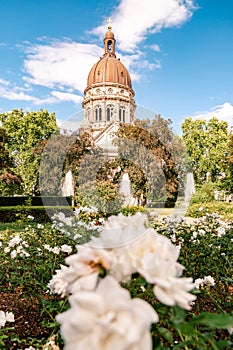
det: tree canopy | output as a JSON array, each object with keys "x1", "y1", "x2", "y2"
[
  {"x1": 0, "y1": 109, "x2": 59, "y2": 195},
  {"x1": 113, "y1": 118, "x2": 183, "y2": 206},
  {"x1": 181, "y1": 117, "x2": 229, "y2": 186},
  {"x1": 0, "y1": 127, "x2": 21, "y2": 195}
]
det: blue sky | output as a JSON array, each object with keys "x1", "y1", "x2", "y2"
[{"x1": 0, "y1": 0, "x2": 233, "y2": 133}]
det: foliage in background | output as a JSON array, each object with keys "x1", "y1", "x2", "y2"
[
  {"x1": 181, "y1": 117, "x2": 229, "y2": 187},
  {"x1": 190, "y1": 181, "x2": 215, "y2": 204},
  {"x1": 224, "y1": 132, "x2": 233, "y2": 193},
  {"x1": 75, "y1": 179, "x2": 123, "y2": 215},
  {"x1": 114, "y1": 117, "x2": 185, "y2": 206},
  {"x1": 187, "y1": 201, "x2": 233, "y2": 220},
  {"x1": 0, "y1": 109, "x2": 59, "y2": 195},
  {"x1": 0, "y1": 127, "x2": 21, "y2": 195}
]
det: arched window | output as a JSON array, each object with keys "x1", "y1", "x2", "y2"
[
  {"x1": 107, "y1": 105, "x2": 114, "y2": 121},
  {"x1": 95, "y1": 106, "x2": 102, "y2": 122},
  {"x1": 130, "y1": 109, "x2": 134, "y2": 122},
  {"x1": 107, "y1": 40, "x2": 112, "y2": 53},
  {"x1": 86, "y1": 108, "x2": 90, "y2": 121},
  {"x1": 119, "y1": 106, "x2": 126, "y2": 122}
]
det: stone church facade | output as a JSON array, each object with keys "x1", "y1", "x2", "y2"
[{"x1": 81, "y1": 21, "x2": 136, "y2": 152}]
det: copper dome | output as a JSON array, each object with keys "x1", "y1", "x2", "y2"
[
  {"x1": 87, "y1": 56, "x2": 132, "y2": 89},
  {"x1": 85, "y1": 27, "x2": 132, "y2": 90},
  {"x1": 105, "y1": 30, "x2": 114, "y2": 39}
]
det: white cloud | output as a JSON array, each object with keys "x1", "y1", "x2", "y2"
[
  {"x1": 0, "y1": 1, "x2": 196, "y2": 107},
  {"x1": 0, "y1": 79, "x2": 82, "y2": 105},
  {"x1": 0, "y1": 78, "x2": 10, "y2": 86},
  {"x1": 23, "y1": 41, "x2": 102, "y2": 93},
  {"x1": 149, "y1": 44, "x2": 161, "y2": 52},
  {"x1": 20, "y1": 1, "x2": 196, "y2": 97},
  {"x1": 0, "y1": 83, "x2": 38, "y2": 102},
  {"x1": 51, "y1": 91, "x2": 83, "y2": 104},
  {"x1": 192, "y1": 102, "x2": 233, "y2": 128},
  {"x1": 22, "y1": 40, "x2": 155, "y2": 92},
  {"x1": 93, "y1": 0, "x2": 196, "y2": 52}
]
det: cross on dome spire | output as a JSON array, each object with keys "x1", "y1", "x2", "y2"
[{"x1": 107, "y1": 17, "x2": 112, "y2": 30}]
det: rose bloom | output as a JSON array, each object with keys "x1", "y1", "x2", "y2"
[
  {"x1": 89, "y1": 213, "x2": 196, "y2": 309},
  {"x1": 8, "y1": 235, "x2": 22, "y2": 247},
  {"x1": 125, "y1": 230, "x2": 196, "y2": 310},
  {"x1": 61, "y1": 244, "x2": 73, "y2": 254},
  {"x1": 56, "y1": 276, "x2": 158, "y2": 350},
  {"x1": 0, "y1": 311, "x2": 14, "y2": 328},
  {"x1": 48, "y1": 265, "x2": 69, "y2": 297},
  {"x1": 203, "y1": 275, "x2": 215, "y2": 286},
  {"x1": 48, "y1": 245, "x2": 113, "y2": 296},
  {"x1": 89, "y1": 212, "x2": 149, "y2": 248}
]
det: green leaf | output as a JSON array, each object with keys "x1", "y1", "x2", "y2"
[
  {"x1": 157, "y1": 327, "x2": 173, "y2": 343},
  {"x1": 191, "y1": 312, "x2": 233, "y2": 329},
  {"x1": 170, "y1": 306, "x2": 185, "y2": 325},
  {"x1": 214, "y1": 340, "x2": 233, "y2": 349},
  {"x1": 176, "y1": 322, "x2": 196, "y2": 336}
]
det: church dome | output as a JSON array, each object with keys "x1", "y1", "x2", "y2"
[
  {"x1": 82, "y1": 20, "x2": 136, "y2": 129},
  {"x1": 87, "y1": 55, "x2": 132, "y2": 89},
  {"x1": 85, "y1": 24, "x2": 132, "y2": 91}
]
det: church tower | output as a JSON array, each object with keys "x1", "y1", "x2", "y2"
[{"x1": 82, "y1": 20, "x2": 136, "y2": 129}]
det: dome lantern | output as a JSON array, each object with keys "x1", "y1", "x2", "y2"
[{"x1": 104, "y1": 18, "x2": 116, "y2": 57}]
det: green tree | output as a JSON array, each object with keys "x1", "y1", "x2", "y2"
[
  {"x1": 0, "y1": 127, "x2": 21, "y2": 195},
  {"x1": 0, "y1": 109, "x2": 59, "y2": 195},
  {"x1": 222, "y1": 131, "x2": 233, "y2": 194},
  {"x1": 181, "y1": 117, "x2": 229, "y2": 186},
  {"x1": 114, "y1": 120, "x2": 180, "y2": 206}
]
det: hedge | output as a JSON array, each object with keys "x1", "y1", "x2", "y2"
[
  {"x1": 0, "y1": 196, "x2": 72, "y2": 207},
  {"x1": 0, "y1": 206, "x2": 73, "y2": 223}
]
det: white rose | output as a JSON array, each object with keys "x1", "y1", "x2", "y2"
[
  {"x1": 89, "y1": 212, "x2": 149, "y2": 248},
  {"x1": 56, "y1": 276, "x2": 158, "y2": 350}
]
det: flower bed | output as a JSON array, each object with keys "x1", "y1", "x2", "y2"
[{"x1": 0, "y1": 210, "x2": 232, "y2": 349}]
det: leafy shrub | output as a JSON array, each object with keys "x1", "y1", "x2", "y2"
[
  {"x1": 187, "y1": 201, "x2": 233, "y2": 220},
  {"x1": 75, "y1": 180, "x2": 123, "y2": 215},
  {"x1": 121, "y1": 204, "x2": 146, "y2": 216},
  {"x1": 190, "y1": 181, "x2": 215, "y2": 204}
]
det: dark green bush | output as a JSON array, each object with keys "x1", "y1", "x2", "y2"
[
  {"x1": 0, "y1": 206, "x2": 73, "y2": 223},
  {"x1": 0, "y1": 196, "x2": 72, "y2": 207}
]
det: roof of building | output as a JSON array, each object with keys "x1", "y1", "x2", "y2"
[{"x1": 86, "y1": 27, "x2": 132, "y2": 90}]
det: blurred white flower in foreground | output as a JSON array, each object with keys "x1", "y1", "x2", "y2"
[
  {"x1": 49, "y1": 212, "x2": 196, "y2": 309},
  {"x1": 48, "y1": 264, "x2": 70, "y2": 297},
  {"x1": 124, "y1": 229, "x2": 195, "y2": 310},
  {"x1": 56, "y1": 276, "x2": 158, "y2": 350},
  {"x1": 90, "y1": 212, "x2": 148, "y2": 248},
  {"x1": 90, "y1": 213, "x2": 196, "y2": 309}
]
